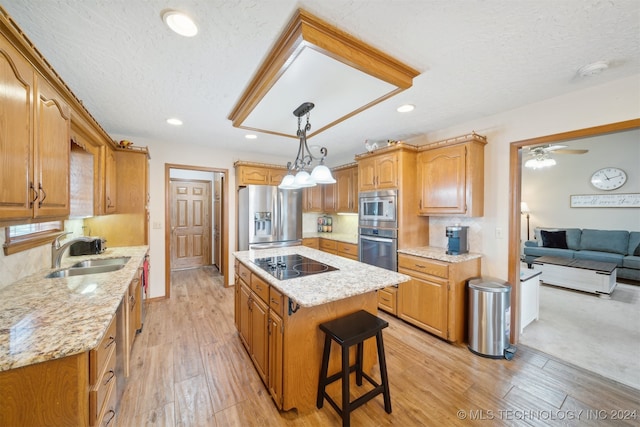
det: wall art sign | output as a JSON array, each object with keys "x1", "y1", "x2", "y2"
[{"x1": 570, "y1": 193, "x2": 640, "y2": 208}]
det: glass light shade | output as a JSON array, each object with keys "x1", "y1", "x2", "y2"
[
  {"x1": 520, "y1": 202, "x2": 530, "y2": 213},
  {"x1": 278, "y1": 173, "x2": 297, "y2": 189},
  {"x1": 310, "y1": 164, "x2": 336, "y2": 184},
  {"x1": 293, "y1": 170, "x2": 316, "y2": 187},
  {"x1": 525, "y1": 157, "x2": 556, "y2": 169}
]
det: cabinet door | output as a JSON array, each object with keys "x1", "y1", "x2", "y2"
[
  {"x1": 334, "y1": 169, "x2": 351, "y2": 212},
  {"x1": 268, "y1": 311, "x2": 284, "y2": 409},
  {"x1": 323, "y1": 182, "x2": 336, "y2": 213},
  {"x1": 398, "y1": 270, "x2": 448, "y2": 339},
  {"x1": 250, "y1": 295, "x2": 269, "y2": 383},
  {"x1": 358, "y1": 157, "x2": 377, "y2": 191},
  {"x1": 418, "y1": 144, "x2": 466, "y2": 215},
  {"x1": 303, "y1": 185, "x2": 323, "y2": 212},
  {"x1": 0, "y1": 38, "x2": 34, "y2": 221},
  {"x1": 115, "y1": 150, "x2": 147, "y2": 213},
  {"x1": 269, "y1": 169, "x2": 287, "y2": 186},
  {"x1": 33, "y1": 77, "x2": 70, "y2": 219},
  {"x1": 239, "y1": 280, "x2": 251, "y2": 350},
  {"x1": 375, "y1": 153, "x2": 398, "y2": 189},
  {"x1": 104, "y1": 146, "x2": 117, "y2": 214},
  {"x1": 239, "y1": 166, "x2": 270, "y2": 185}
]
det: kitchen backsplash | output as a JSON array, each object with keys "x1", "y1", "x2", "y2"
[
  {"x1": 302, "y1": 213, "x2": 358, "y2": 236},
  {"x1": 429, "y1": 216, "x2": 483, "y2": 252}
]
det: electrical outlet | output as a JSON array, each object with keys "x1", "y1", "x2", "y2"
[{"x1": 153, "y1": 222, "x2": 162, "y2": 229}]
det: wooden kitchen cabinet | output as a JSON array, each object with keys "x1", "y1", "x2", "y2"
[
  {"x1": 398, "y1": 253, "x2": 481, "y2": 343},
  {"x1": 268, "y1": 310, "x2": 284, "y2": 409},
  {"x1": 337, "y1": 241, "x2": 358, "y2": 260},
  {"x1": 235, "y1": 161, "x2": 288, "y2": 186},
  {"x1": 124, "y1": 266, "x2": 143, "y2": 378},
  {"x1": 417, "y1": 133, "x2": 486, "y2": 217},
  {"x1": 0, "y1": 36, "x2": 70, "y2": 224},
  {"x1": 319, "y1": 238, "x2": 338, "y2": 254},
  {"x1": 103, "y1": 145, "x2": 117, "y2": 214},
  {"x1": 302, "y1": 237, "x2": 319, "y2": 249},
  {"x1": 303, "y1": 184, "x2": 323, "y2": 212},
  {"x1": 333, "y1": 164, "x2": 358, "y2": 213},
  {"x1": 357, "y1": 151, "x2": 397, "y2": 191},
  {"x1": 377, "y1": 286, "x2": 398, "y2": 315}
]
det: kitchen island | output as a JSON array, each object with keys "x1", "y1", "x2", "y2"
[{"x1": 233, "y1": 246, "x2": 409, "y2": 413}]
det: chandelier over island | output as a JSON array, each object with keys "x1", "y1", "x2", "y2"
[{"x1": 279, "y1": 102, "x2": 336, "y2": 189}]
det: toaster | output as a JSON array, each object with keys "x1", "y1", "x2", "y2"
[{"x1": 69, "y1": 237, "x2": 107, "y2": 256}]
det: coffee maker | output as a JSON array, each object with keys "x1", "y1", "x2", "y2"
[{"x1": 446, "y1": 225, "x2": 469, "y2": 255}]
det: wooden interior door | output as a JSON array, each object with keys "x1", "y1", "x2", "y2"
[
  {"x1": 170, "y1": 179, "x2": 211, "y2": 270},
  {"x1": 213, "y1": 175, "x2": 222, "y2": 270}
]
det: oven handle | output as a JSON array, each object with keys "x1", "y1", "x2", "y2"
[{"x1": 360, "y1": 235, "x2": 395, "y2": 243}]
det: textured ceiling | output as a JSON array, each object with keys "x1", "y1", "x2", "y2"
[{"x1": 2, "y1": 0, "x2": 639, "y2": 165}]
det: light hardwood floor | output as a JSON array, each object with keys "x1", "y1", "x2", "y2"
[{"x1": 118, "y1": 267, "x2": 640, "y2": 426}]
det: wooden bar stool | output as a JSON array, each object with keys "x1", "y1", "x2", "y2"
[{"x1": 316, "y1": 310, "x2": 391, "y2": 427}]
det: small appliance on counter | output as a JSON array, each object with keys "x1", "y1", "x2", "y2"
[
  {"x1": 446, "y1": 226, "x2": 468, "y2": 255},
  {"x1": 69, "y1": 237, "x2": 106, "y2": 256}
]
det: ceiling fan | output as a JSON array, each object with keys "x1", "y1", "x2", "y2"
[{"x1": 524, "y1": 144, "x2": 588, "y2": 169}]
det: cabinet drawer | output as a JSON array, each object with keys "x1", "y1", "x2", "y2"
[
  {"x1": 337, "y1": 242, "x2": 358, "y2": 259},
  {"x1": 398, "y1": 254, "x2": 449, "y2": 278},
  {"x1": 319, "y1": 238, "x2": 337, "y2": 253},
  {"x1": 89, "y1": 315, "x2": 116, "y2": 386},
  {"x1": 238, "y1": 263, "x2": 251, "y2": 283},
  {"x1": 90, "y1": 344, "x2": 116, "y2": 425},
  {"x1": 378, "y1": 286, "x2": 397, "y2": 315},
  {"x1": 269, "y1": 286, "x2": 284, "y2": 317},
  {"x1": 251, "y1": 273, "x2": 270, "y2": 303},
  {"x1": 95, "y1": 373, "x2": 117, "y2": 427},
  {"x1": 302, "y1": 237, "x2": 319, "y2": 249}
]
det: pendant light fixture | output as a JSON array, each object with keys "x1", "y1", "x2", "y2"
[{"x1": 279, "y1": 102, "x2": 336, "y2": 189}]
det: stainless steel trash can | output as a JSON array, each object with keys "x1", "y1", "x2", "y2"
[{"x1": 467, "y1": 277, "x2": 516, "y2": 359}]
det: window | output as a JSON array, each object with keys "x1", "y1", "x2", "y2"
[{"x1": 3, "y1": 221, "x2": 64, "y2": 255}]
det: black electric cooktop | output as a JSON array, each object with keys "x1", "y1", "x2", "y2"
[{"x1": 251, "y1": 254, "x2": 338, "y2": 280}]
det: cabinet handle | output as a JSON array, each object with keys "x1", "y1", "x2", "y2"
[
  {"x1": 104, "y1": 369, "x2": 116, "y2": 385},
  {"x1": 415, "y1": 264, "x2": 427, "y2": 269},
  {"x1": 29, "y1": 182, "x2": 38, "y2": 207},
  {"x1": 255, "y1": 284, "x2": 262, "y2": 292},
  {"x1": 38, "y1": 183, "x2": 47, "y2": 207},
  {"x1": 419, "y1": 199, "x2": 422, "y2": 209},
  {"x1": 129, "y1": 295, "x2": 136, "y2": 309},
  {"x1": 270, "y1": 298, "x2": 279, "y2": 306},
  {"x1": 104, "y1": 409, "x2": 116, "y2": 426},
  {"x1": 105, "y1": 335, "x2": 116, "y2": 349}
]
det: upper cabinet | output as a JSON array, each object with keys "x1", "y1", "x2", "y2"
[
  {"x1": 417, "y1": 133, "x2": 486, "y2": 217},
  {"x1": 235, "y1": 162, "x2": 288, "y2": 186},
  {"x1": 103, "y1": 145, "x2": 117, "y2": 214},
  {"x1": 357, "y1": 151, "x2": 398, "y2": 191},
  {"x1": 333, "y1": 164, "x2": 358, "y2": 213},
  {"x1": 303, "y1": 185, "x2": 323, "y2": 212},
  {"x1": 0, "y1": 34, "x2": 71, "y2": 224}
]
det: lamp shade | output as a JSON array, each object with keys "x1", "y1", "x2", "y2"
[
  {"x1": 278, "y1": 173, "x2": 297, "y2": 189},
  {"x1": 293, "y1": 170, "x2": 316, "y2": 187},
  {"x1": 525, "y1": 157, "x2": 556, "y2": 169},
  {"x1": 310, "y1": 164, "x2": 336, "y2": 184},
  {"x1": 520, "y1": 202, "x2": 530, "y2": 213}
]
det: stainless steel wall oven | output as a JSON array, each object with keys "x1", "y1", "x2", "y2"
[{"x1": 358, "y1": 189, "x2": 399, "y2": 271}]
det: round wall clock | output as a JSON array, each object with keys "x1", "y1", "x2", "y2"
[{"x1": 590, "y1": 167, "x2": 627, "y2": 190}]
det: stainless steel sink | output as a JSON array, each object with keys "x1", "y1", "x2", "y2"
[
  {"x1": 70, "y1": 256, "x2": 130, "y2": 268},
  {"x1": 45, "y1": 263, "x2": 126, "y2": 278}
]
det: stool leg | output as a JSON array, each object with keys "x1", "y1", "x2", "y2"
[
  {"x1": 317, "y1": 335, "x2": 332, "y2": 409},
  {"x1": 376, "y1": 331, "x2": 392, "y2": 414},
  {"x1": 342, "y1": 344, "x2": 351, "y2": 427},
  {"x1": 356, "y1": 341, "x2": 364, "y2": 386}
]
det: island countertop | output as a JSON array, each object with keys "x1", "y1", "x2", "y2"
[
  {"x1": 0, "y1": 246, "x2": 149, "y2": 372},
  {"x1": 233, "y1": 246, "x2": 409, "y2": 307},
  {"x1": 398, "y1": 246, "x2": 482, "y2": 263}
]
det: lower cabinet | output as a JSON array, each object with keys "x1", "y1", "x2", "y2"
[
  {"x1": 237, "y1": 269, "x2": 269, "y2": 384},
  {"x1": 377, "y1": 286, "x2": 398, "y2": 315},
  {"x1": 398, "y1": 253, "x2": 480, "y2": 343}
]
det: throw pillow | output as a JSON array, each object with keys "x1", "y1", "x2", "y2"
[
  {"x1": 634, "y1": 244, "x2": 640, "y2": 256},
  {"x1": 541, "y1": 230, "x2": 568, "y2": 249}
]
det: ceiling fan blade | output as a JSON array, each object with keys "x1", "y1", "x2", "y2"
[
  {"x1": 554, "y1": 149, "x2": 589, "y2": 154},
  {"x1": 544, "y1": 144, "x2": 568, "y2": 152}
]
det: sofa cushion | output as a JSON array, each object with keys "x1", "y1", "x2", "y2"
[
  {"x1": 579, "y1": 229, "x2": 629, "y2": 255},
  {"x1": 629, "y1": 231, "x2": 640, "y2": 256},
  {"x1": 622, "y1": 256, "x2": 640, "y2": 270},
  {"x1": 534, "y1": 227, "x2": 581, "y2": 249},
  {"x1": 523, "y1": 246, "x2": 576, "y2": 259},
  {"x1": 540, "y1": 230, "x2": 568, "y2": 249},
  {"x1": 574, "y1": 250, "x2": 624, "y2": 267}
]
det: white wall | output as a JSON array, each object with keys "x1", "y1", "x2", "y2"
[
  {"x1": 410, "y1": 74, "x2": 640, "y2": 280},
  {"x1": 522, "y1": 129, "x2": 640, "y2": 237}
]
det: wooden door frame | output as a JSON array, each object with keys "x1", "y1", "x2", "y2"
[
  {"x1": 164, "y1": 163, "x2": 229, "y2": 299},
  {"x1": 507, "y1": 118, "x2": 639, "y2": 344}
]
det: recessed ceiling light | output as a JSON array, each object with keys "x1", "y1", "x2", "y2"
[
  {"x1": 166, "y1": 118, "x2": 183, "y2": 126},
  {"x1": 161, "y1": 9, "x2": 198, "y2": 37},
  {"x1": 397, "y1": 104, "x2": 415, "y2": 113},
  {"x1": 245, "y1": 134, "x2": 257, "y2": 139},
  {"x1": 577, "y1": 61, "x2": 609, "y2": 77}
]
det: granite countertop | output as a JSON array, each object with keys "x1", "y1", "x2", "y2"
[
  {"x1": 302, "y1": 232, "x2": 359, "y2": 244},
  {"x1": 0, "y1": 246, "x2": 149, "y2": 372},
  {"x1": 397, "y1": 246, "x2": 482, "y2": 263},
  {"x1": 234, "y1": 246, "x2": 409, "y2": 307}
]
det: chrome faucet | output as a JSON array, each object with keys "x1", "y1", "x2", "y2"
[{"x1": 51, "y1": 232, "x2": 94, "y2": 268}]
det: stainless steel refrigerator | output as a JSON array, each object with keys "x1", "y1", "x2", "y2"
[{"x1": 238, "y1": 185, "x2": 302, "y2": 250}]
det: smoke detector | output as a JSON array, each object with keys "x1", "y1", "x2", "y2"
[{"x1": 577, "y1": 61, "x2": 609, "y2": 77}]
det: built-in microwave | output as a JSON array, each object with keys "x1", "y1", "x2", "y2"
[{"x1": 358, "y1": 189, "x2": 398, "y2": 228}]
